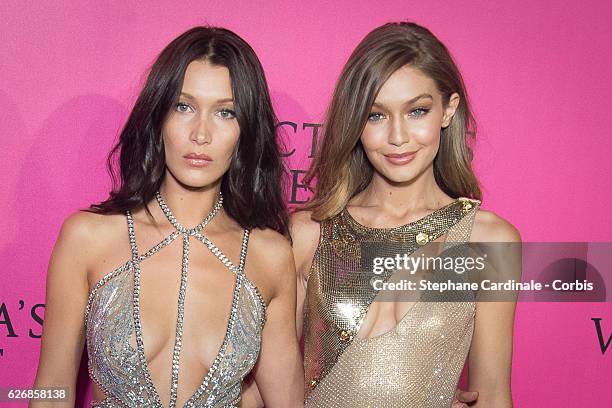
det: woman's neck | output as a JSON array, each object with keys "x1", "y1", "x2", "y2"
[
  {"x1": 157, "y1": 178, "x2": 222, "y2": 229},
  {"x1": 355, "y1": 167, "x2": 453, "y2": 216}
]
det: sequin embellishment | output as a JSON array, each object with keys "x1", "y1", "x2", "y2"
[{"x1": 85, "y1": 192, "x2": 266, "y2": 407}]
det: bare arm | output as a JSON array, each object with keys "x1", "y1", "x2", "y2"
[
  {"x1": 289, "y1": 211, "x2": 320, "y2": 339},
  {"x1": 468, "y1": 212, "x2": 521, "y2": 407},
  {"x1": 30, "y1": 213, "x2": 94, "y2": 407},
  {"x1": 239, "y1": 213, "x2": 318, "y2": 407},
  {"x1": 249, "y1": 230, "x2": 304, "y2": 407}
]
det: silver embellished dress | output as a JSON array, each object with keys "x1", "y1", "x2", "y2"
[{"x1": 84, "y1": 192, "x2": 266, "y2": 407}]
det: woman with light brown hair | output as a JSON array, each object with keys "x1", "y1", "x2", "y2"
[{"x1": 292, "y1": 22, "x2": 520, "y2": 407}]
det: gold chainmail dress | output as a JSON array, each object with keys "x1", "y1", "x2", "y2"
[{"x1": 303, "y1": 197, "x2": 480, "y2": 408}]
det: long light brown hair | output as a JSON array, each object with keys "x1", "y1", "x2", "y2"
[{"x1": 303, "y1": 22, "x2": 481, "y2": 220}]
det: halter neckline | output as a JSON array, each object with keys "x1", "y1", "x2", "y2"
[{"x1": 155, "y1": 191, "x2": 223, "y2": 235}]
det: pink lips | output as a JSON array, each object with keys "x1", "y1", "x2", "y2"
[
  {"x1": 384, "y1": 151, "x2": 417, "y2": 165},
  {"x1": 184, "y1": 152, "x2": 212, "y2": 167}
]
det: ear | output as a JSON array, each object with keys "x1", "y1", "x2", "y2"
[{"x1": 441, "y1": 92, "x2": 460, "y2": 128}]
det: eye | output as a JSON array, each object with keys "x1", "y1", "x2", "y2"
[
  {"x1": 176, "y1": 102, "x2": 194, "y2": 113},
  {"x1": 367, "y1": 112, "x2": 386, "y2": 122},
  {"x1": 216, "y1": 108, "x2": 236, "y2": 119},
  {"x1": 409, "y1": 107, "x2": 430, "y2": 118}
]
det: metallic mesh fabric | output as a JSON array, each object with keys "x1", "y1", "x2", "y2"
[{"x1": 303, "y1": 198, "x2": 480, "y2": 407}]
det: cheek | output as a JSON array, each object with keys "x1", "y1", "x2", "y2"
[
  {"x1": 162, "y1": 125, "x2": 183, "y2": 159},
  {"x1": 418, "y1": 110, "x2": 446, "y2": 146},
  {"x1": 412, "y1": 124, "x2": 441, "y2": 148},
  {"x1": 214, "y1": 123, "x2": 240, "y2": 162},
  {"x1": 360, "y1": 125, "x2": 387, "y2": 153}
]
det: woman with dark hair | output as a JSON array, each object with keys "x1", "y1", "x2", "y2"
[
  {"x1": 292, "y1": 22, "x2": 520, "y2": 407},
  {"x1": 32, "y1": 27, "x2": 303, "y2": 407}
]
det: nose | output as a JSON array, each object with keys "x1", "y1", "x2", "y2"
[
  {"x1": 191, "y1": 116, "x2": 212, "y2": 145},
  {"x1": 387, "y1": 115, "x2": 409, "y2": 147}
]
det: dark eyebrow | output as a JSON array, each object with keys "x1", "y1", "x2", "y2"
[
  {"x1": 179, "y1": 92, "x2": 234, "y2": 104},
  {"x1": 179, "y1": 92, "x2": 196, "y2": 100},
  {"x1": 372, "y1": 93, "x2": 433, "y2": 109}
]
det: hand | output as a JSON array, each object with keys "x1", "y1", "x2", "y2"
[{"x1": 452, "y1": 389, "x2": 478, "y2": 408}]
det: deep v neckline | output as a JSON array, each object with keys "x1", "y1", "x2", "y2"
[
  {"x1": 352, "y1": 241, "x2": 445, "y2": 343},
  {"x1": 345, "y1": 199, "x2": 469, "y2": 344},
  {"x1": 132, "y1": 256, "x2": 243, "y2": 407},
  {"x1": 127, "y1": 191, "x2": 248, "y2": 408}
]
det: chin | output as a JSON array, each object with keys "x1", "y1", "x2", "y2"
[
  {"x1": 382, "y1": 173, "x2": 419, "y2": 184},
  {"x1": 373, "y1": 164, "x2": 421, "y2": 184},
  {"x1": 171, "y1": 173, "x2": 223, "y2": 190}
]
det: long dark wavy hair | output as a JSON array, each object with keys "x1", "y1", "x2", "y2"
[{"x1": 90, "y1": 26, "x2": 289, "y2": 236}]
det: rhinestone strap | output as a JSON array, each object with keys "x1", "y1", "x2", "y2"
[
  {"x1": 168, "y1": 232, "x2": 190, "y2": 407},
  {"x1": 155, "y1": 191, "x2": 223, "y2": 235},
  {"x1": 184, "y1": 273, "x2": 244, "y2": 406},
  {"x1": 126, "y1": 211, "x2": 164, "y2": 406},
  {"x1": 125, "y1": 191, "x2": 250, "y2": 408},
  {"x1": 193, "y1": 231, "x2": 249, "y2": 276},
  {"x1": 238, "y1": 229, "x2": 249, "y2": 272},
  {"x1": 139, "y1": 230, "x2": 181, "y2": 261},
  {"x1": 158, "y1": 192, "x2": 225, "y2": 407}
]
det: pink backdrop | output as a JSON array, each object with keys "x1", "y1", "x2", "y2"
[{"x1": 1, "y1": 1, "x2": 611, "y2": 407}]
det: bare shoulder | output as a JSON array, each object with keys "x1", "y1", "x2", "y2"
[
  {"x1": 248, "y1": 228, "x2": 293, "y2": 279},
  {"x1": 60, "y1": 211, "x2": 126, "y2": 244},
  {"x1": 246, "y1": 228, "x2": 295, "y2": 301},
  {"x1": 248, "y1": 227, "x2": 294, "y2": 268},
  {"x1": 56, "y1": 210, "x2": 129, "y2": 269},
  {"x1": 59, "y1": 211, "x2": 115, "y2": 245},
  {"x1": 471, "y1": 209, "x2": 521, "y2": 243}
]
